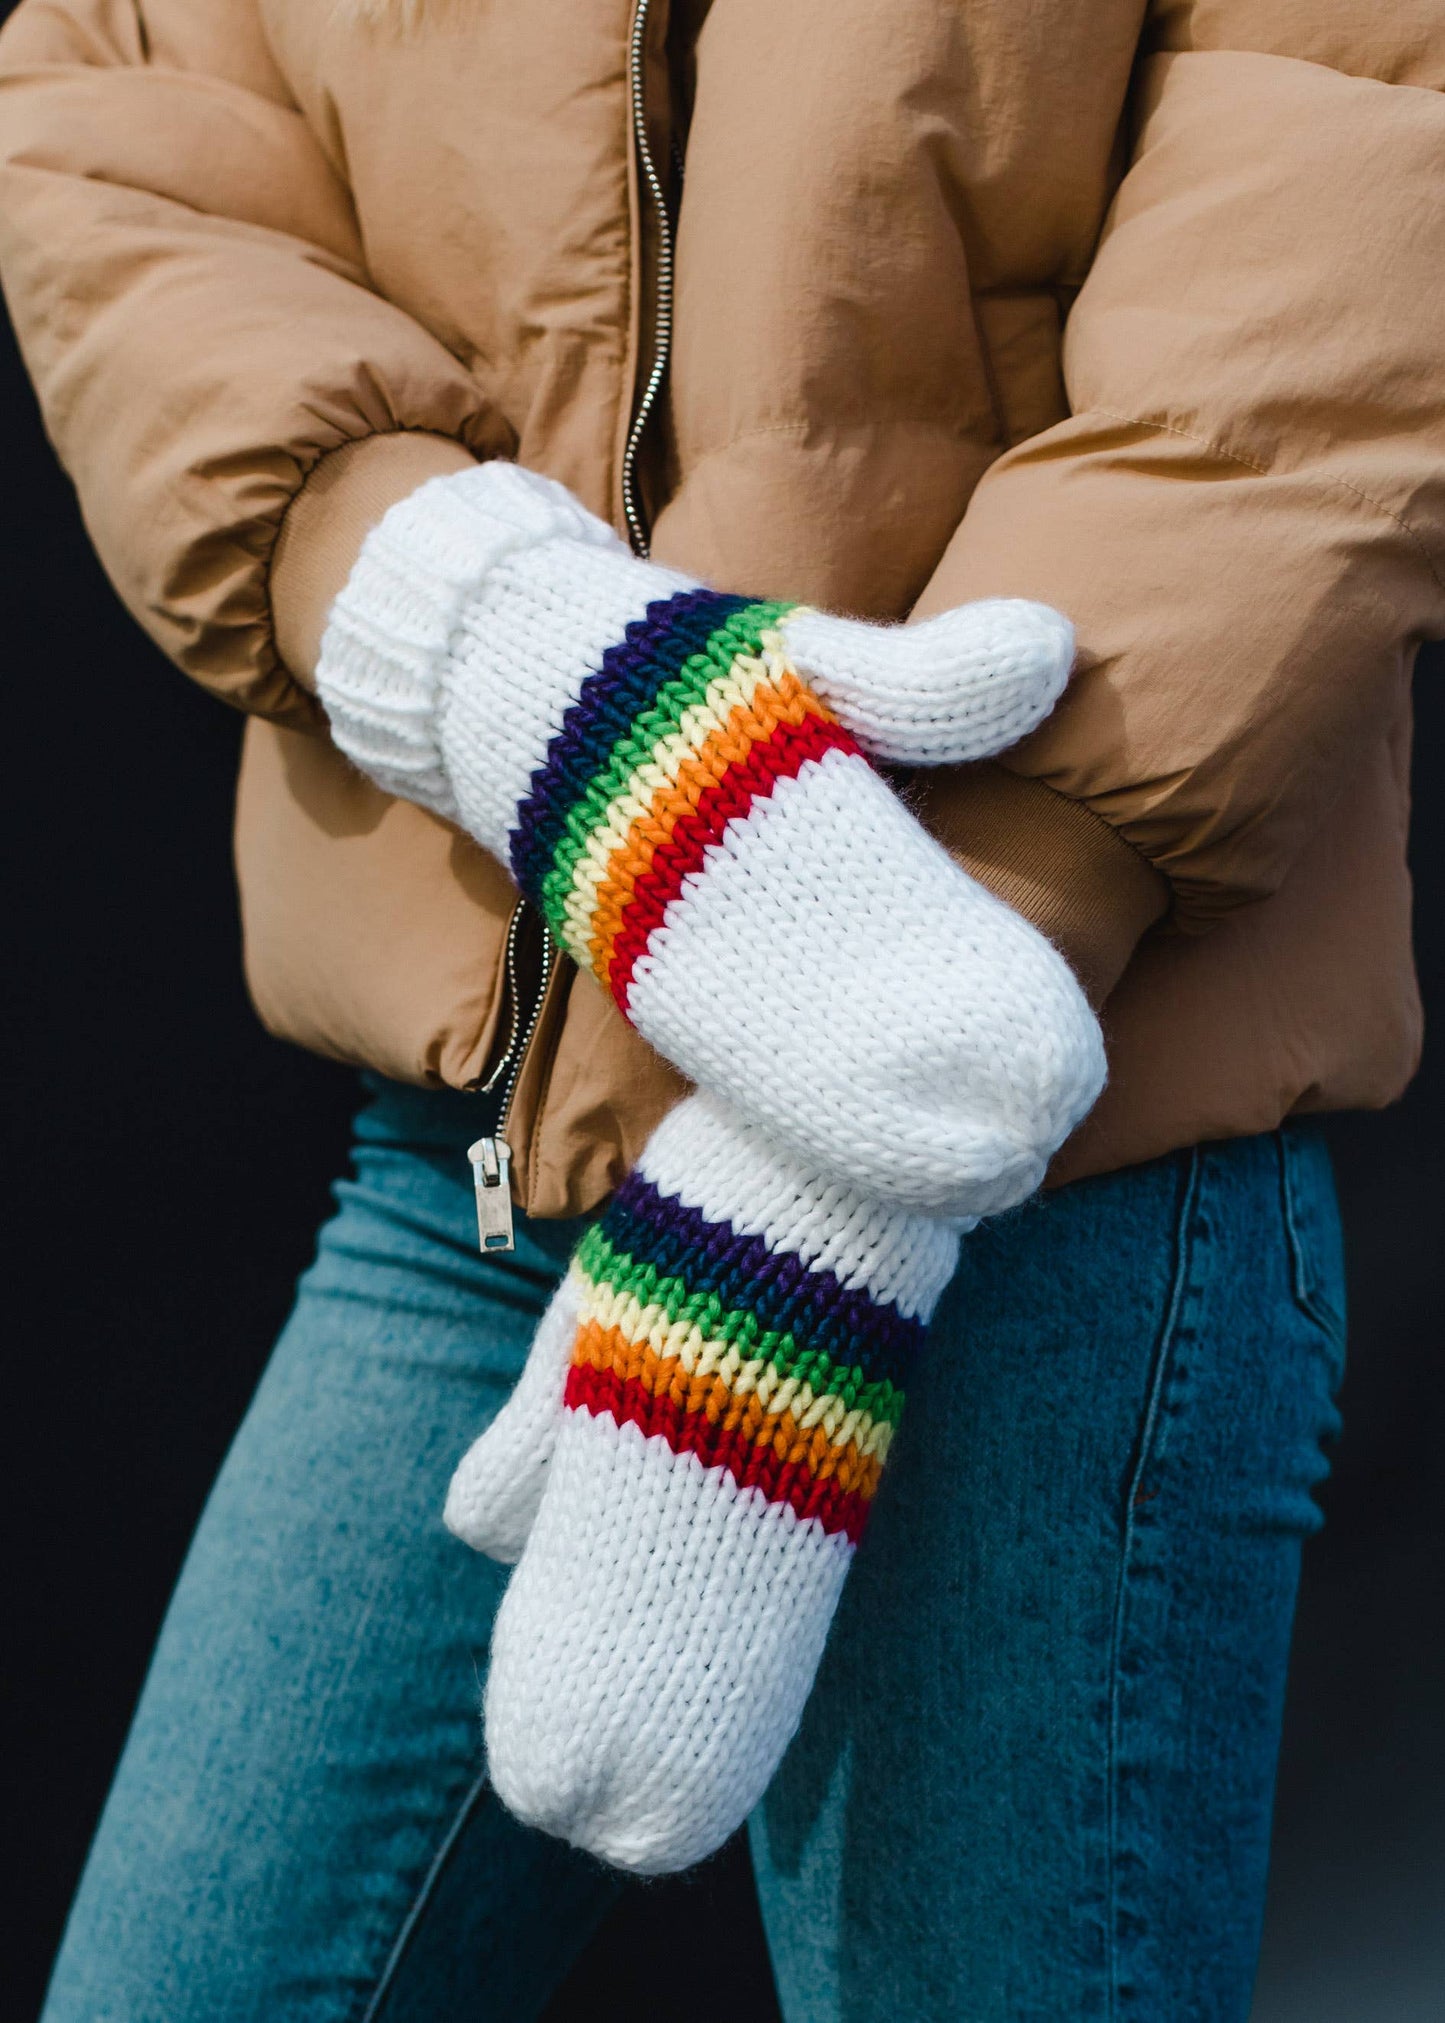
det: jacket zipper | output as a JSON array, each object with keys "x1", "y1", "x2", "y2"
[
  {"x1": 468, "y1": 0, "x2": 673, "y2": 1250},
  {"x1": 619, "y1": 0, "x2": 675, "y2": 561},
  {"x1": 466, "y1": 902, "x2": 557, "y2": 1253}
]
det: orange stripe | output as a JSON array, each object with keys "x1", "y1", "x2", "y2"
[
  {"x1": 585, "y1": 670, "x2": 828, "y2": 981},
  {"x1": 571, "y1": 1317, "x2": 885, "y2": 1501}
]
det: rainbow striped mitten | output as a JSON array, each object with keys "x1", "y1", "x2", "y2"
[
  {"x1": 444, "y1": 1092, "x2": 963, "y2": 1873},
  {"x1": 318, "y1": 461, "x2": 1105, "y2": 1218}
]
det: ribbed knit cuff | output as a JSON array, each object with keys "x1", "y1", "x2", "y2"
[
  {"x1": 314, "y1": 461, "x2": 621, "y2": 822},
  {"x1": 910, "y1": 763, "x2": 1168, "y2": 1009}
]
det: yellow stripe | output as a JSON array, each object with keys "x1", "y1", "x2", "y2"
[
  {"x1": 571, "y1": 1315, "x2": 886, "y2": 1496},
  {"x1": 552, "y1": 647, "x2": 782, "y2": 965},
  {"x1": 576, "y1": 1271, "x2": 895, "y2": 1464}
]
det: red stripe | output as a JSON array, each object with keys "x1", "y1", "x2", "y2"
[
  {"x1": 605, "y1": 709, "x2": 861, "y2": 1012},
  {"x1": 564, "y1": 1362, "x2": 871, "y2": 1545}
]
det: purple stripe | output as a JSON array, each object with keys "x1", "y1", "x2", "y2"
[{"x1": 600, "y1": 1171, "x2": 925, "y2": 1388}]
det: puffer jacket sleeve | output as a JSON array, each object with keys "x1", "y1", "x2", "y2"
[
  {"x1": 916, "y1": 37, "x2": 1445, "y2": 931},
  {"x1": 0, "y1": 0, "x2": 507, "y2": 722}
]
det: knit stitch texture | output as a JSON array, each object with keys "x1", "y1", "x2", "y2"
[
  {"x1": 446, "y1": 1094, "x2": 963, "y2": 1872},
  {"x1": 317, "y1": 461, "x2": 1105, "y2": 1215}
]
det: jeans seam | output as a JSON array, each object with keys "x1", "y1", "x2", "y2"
[
  {"x1": 359, "y1": 1765, "x2": 493, "y2": 2023},
  {"x1": 1104, "y1": 1145, "x2": 1202, "y2": 2022},
  {"x1": 1275, "y1": 1132, "x2": 1348, "y2": 1373}
]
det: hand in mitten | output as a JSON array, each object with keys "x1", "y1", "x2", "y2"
[
  {"x1": 317, "y1": 462, "x2": 1103, "y2": 1217},
  {"x1": 443, "y1": 1092, "x2": 963, "y2": 1873}
]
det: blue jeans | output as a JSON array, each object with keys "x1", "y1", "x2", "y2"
[{"x1": 43, "y1": 1079, "x2": 1347, "y2": 2021}]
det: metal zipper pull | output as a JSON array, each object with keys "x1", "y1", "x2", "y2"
[
  {"x1": 467, "y1": 1135, "x2": 516, "y2": 1253},
  {"x1": 460, "y1": 4, "x2": 663, "y2": 1257},
  {"x1": 466, "y1": 905, "x2": 557, "y2": 1258}
]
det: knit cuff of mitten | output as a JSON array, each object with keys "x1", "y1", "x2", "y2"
[
  {"x1": 318, "y1": 460, "x2": 862, "y2": 1007},
  {"x1": 315, "y1": 460, "x2": 657, "y2": 829}
]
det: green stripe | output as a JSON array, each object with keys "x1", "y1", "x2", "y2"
[
  {"x1": 575, "y1": 1223, "x2": 907, "y2": 1429},
  {"x1": 536, "y1": 600, "x2": 793, "y2": 932}
]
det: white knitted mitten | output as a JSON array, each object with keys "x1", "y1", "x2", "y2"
[
  {"x1": 317, "y1": 461, "x2": 1104, "y2": 1216},
  {"x1": 444, "y1": 1092, "x2": 964, "y2": 1873}
]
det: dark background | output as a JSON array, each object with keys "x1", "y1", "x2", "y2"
[{"x1": 4, "y1": 310, "x2": 1442, "y2": 2018}]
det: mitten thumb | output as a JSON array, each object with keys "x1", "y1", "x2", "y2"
[
  {"x1": 781, "y1": 597, "x2": 1074, "y2": 767},
  {"x1": 443, "y1": 1268, "x2": 582, "y2": 1563}
]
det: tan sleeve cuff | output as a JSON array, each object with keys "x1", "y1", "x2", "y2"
[
  {"x1": 910, "y1": 763, "x2": 1169, "y2": 1009},
  {"x1": 269, "y1": 431, "x2": 479, "y2": 690}
]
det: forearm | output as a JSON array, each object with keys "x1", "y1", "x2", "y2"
[{"x1": 271, "y1": 434, "x2": 480, "y2": 688}]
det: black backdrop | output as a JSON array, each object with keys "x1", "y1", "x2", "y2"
[{"x1": 5, "y1": 261, "x2": 1442, "y2": 2023}]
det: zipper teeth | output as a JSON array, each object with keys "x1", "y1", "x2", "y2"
[
  {"x1": 496, "y1": 924, "x2": 556, "y2": 1139},
  {"x1": 477, "y1": 1, "x2": 665, "y2": 1145},
  {"x1": 620, "y1": 0, "x2": 673, "y2": 562},
  {"x1": 475, "y1": 900, "x2": 529, "y2": 1096}
]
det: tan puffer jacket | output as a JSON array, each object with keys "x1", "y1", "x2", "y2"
[{"x1": 0, "y1": 0, "x2": 1440, "y2": 1213}]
